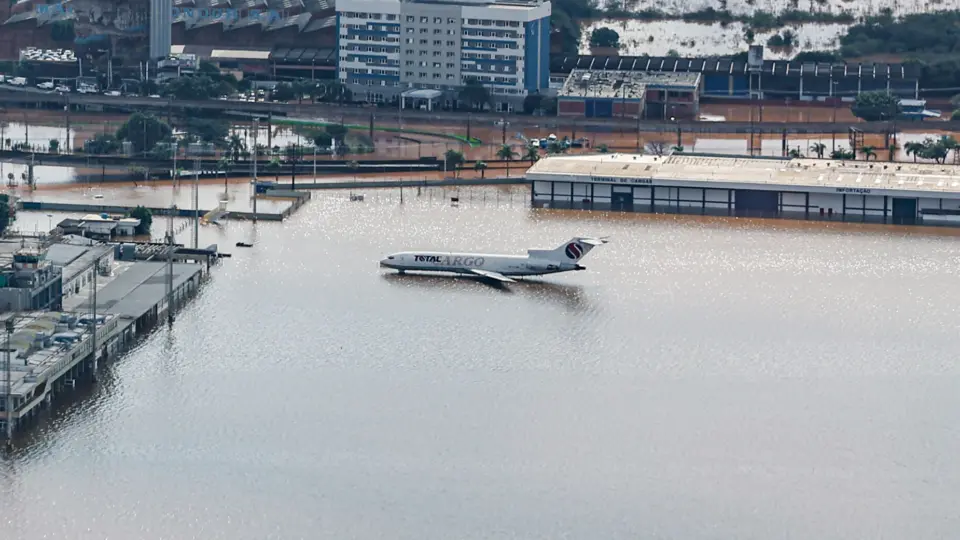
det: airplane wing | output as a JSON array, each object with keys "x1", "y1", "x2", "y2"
[{"x1": 468, "y1": 269, "x2": 516, "y2": 283}]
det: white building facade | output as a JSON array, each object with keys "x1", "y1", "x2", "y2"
[{"x1": 336, "y1": 0, "x2": 551, "y2": 111}]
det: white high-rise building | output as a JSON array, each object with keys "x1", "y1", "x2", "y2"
[{"x1": 336, "y1": 0, "x2": 551, "y2": 112}]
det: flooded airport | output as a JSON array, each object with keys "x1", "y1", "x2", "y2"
[{"x1": 1, "y1": 187, "x2": 959, "y2": 539}]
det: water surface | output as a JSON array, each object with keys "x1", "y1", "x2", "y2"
[{"x1": 1, "y1": 188, "x2": 958, "y2": 539}]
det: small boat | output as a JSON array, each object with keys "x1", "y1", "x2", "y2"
[{"x1": 235, "y1": 242, "x2": 254, "y2": 248}]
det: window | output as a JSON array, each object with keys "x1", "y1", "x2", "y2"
[
  {"x1": 433, "y1": 62, "x2": 441, "y2": 68},
  {"x1": 433, "y1": 73, "x2": 441, "y2": 79},
  {"x1": 420, "y1": 16, "x2": 428, "y2": 23},
  {"x1": 447, "y1": 29, "x2": 455, "y2": 35},
  {"x1": 405, "y1": 60, "x2": 414, "y2": 66},
  {"x1": 446, "y1": 62, "x2": 455, "y2": 68},
  {"x1": 406, "y1": 27, "x2": 414, "y2": 33},
  {"x1": 406, "y1": 15, "x2": 414, "y2": 22},
  {"x1": 387, "y1": 14, "x2": 396, "y2": 20},
  {"x1": 446, "y1": 74, "x2": 454, "y2": 80},
  {"x1": 434, "y1": 17, "x2": 441, "y2": 23},
  {"x1": 434, "y1": 29, "x2": 441, "y2": 34},
  {"x1": 433, "y1": 40, "x2": 441, "y2": 45},
  {"x1": 447, "y1": 17, "x2": 456, "y2": 23},
  {"x1": 406, "y1": 38, "x2": 413, "y2": 43},
  {"x1": 419, "y1": 72, "x2": 427, "y2": 77},
  {"x1": 420, "y1": 28, "x2": 428, "y2": 33},
  {"x1": 433, "y1": 51, "x2": 441, "y2": 56},
  {"x1": 446, "y1": 51, "x2": 455, "y2": 56},
  {"x1": 405, "y1": 71, "x2": 414, "y2": 76},
  {"x1": 419, "y1": 39, "x2": 427, "y2": 44}
]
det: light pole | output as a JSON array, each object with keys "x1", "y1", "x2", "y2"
[
  {"x1": 46, "y1": 213, "x2": 52, "y2": 233},
  {"x1": 4, "y1": 317, "x2": 13, "y2": 443},
  {"x1": 252, "y1": 118, "x2": 259, "y2": 223}
]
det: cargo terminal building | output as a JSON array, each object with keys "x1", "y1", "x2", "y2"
[{"x1": 527, "y1": 154, "x2": 960, "y2": 227}]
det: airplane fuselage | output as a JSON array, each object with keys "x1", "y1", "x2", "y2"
[{"x1": 379, "y1": 251, "x2": 584, "y2": 277}]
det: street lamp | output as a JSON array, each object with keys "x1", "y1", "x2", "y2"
[{"x1": 46, "y1": 213, "x2": 53, "y2": 233}]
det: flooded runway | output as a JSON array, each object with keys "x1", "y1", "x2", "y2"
[{"x1": 1, "y1": 188, "x2": 959, "y2": 539}]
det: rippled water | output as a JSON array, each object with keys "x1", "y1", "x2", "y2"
[{"x1": 2, "y1": 188, "x2": 959, "y2": 539}]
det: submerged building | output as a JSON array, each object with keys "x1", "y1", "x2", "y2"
[{"x1": 527, "y1": 153, "x2": 960, "y2": 227}]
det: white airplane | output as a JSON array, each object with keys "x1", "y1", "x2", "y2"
[{"x1": 379, "y1": 236, "x2": 608, "y2": 283}]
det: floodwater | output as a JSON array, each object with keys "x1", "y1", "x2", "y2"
[
  {"x1": 595, "y1": 0, "x2": 945, "y2": 17},
  {"x1": 2, "y1": 188, "x2": 959, "y2": 539},
  {"x1": 579, "y1": 20, "x2": 847, "y2": 59}
]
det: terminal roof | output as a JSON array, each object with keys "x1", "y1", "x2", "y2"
[{"x1": 528, "y1": 154, "x2": 960, "y2": 198}]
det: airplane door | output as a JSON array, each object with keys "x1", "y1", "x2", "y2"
[{"x1": 611, "y1": 190, "x2": 634, "y2": 212}]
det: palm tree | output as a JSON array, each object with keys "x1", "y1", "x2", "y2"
[
  {"x1": 227, "y1": 133, "x2": 246, "y2": 162},
  {"x1": 904, "y1": 141, "x2": 924, "y2": 162},
  {"x1": 860, "y1": 145, "x2": 877, "y2": 161},
  {"x1": 788, "y1": 148, "x2": 803, "y2": 158},
  {"x1": 939, "y1": 135, "x2": 959, "y2": 162},
  {"x1": 524, "y1": 147, "x2": 539, "y2": 163},
  {"x1": 809, "y1": 142, "x2": 826, "y2": 159},
  {"x1": 474, "y1": 161, "x2": 487, "y2": 178},
  {"x1": 496, "y1": 144, "x2": 516, "y2": 177},
  {"x1": 671, "y1": 144, "x2": 684, "y2": 153},
  {"x1": 596, "y1": 144, "x2": 610, "y2": 153}
]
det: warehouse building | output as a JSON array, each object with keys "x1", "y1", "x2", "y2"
[
  {"x1": 527, "y1": 153, "x2": 960, "y2": 227},
  {"x1": 557, "y1": 69, "x2": 701, "y2": 119}
]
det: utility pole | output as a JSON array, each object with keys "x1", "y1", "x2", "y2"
[
  {"x1": 4, "y1": 317, "x2": 13, "y2": 443},
  {"x1": 64, "y1": 92, "x2": 71, "y2": 153},
  {"x1": 252, "y1": 118, "x2": 259, "y2": 223},
  {"x1": 90, "y1": 257, "x2": 98, "y2": 379},
  {"x1": 166, "y1": 205, "x2": 174, "y2": 325},
  {"x1": 193, "y1": 156, "x2": 199, "y2": 249}
]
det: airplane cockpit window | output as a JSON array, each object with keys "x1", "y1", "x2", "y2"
[{"x1": 388, "y1": 256, "x2": 395, "y2": 260}]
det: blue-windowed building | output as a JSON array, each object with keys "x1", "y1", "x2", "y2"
[{"x1": 337, "y1": 0, "x2": 551, "y2": 112}]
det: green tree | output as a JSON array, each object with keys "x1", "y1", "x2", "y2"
[
  {"x1": 458, "y1": 78, "x2": 491, "y2": 111},
  {"x1": 589, "y1": 27, "x2": 620, "y2": 48},
  {"x1": 227, "y1": 133, "x2": 246, "y2": 162},
  {"x1": 830, "y1": 148, "x2": 856, "y2": 160},
  {"x1": 325, "y1": 124, "x2": 348, "y2": 144},
  {"x1": 525, "y1": 147, "x2": 540, "y2": 162},
  {"x1": 129, "y1": 206, "x2": 152, "y2": 234},
  {"x1": 313, "y1": 131, "x2": 333, "y2": 149},
  {"x1": 161, "y1": 75, "x2": 232, "y2": 100},
  {"x1": 851, "y1": 91, "x2": 902, "y2": 122},
  {"x1": 497, "y1": 144, "x2": 517, "y2": 176},
  {"x1": 443, "y1": 149, "x2": 465, "y2": 177},
  {"x1": 83, "y1": 133, "x2": 121, "y2": 154},
  {"x1": 671, "y1": 144, "x2": 684, "y2": 153},
  {"x1": 185, "y1": 118, "x2": 229, "y2": 146},
  {"x1": 48, "y1": 139, "x2": 60, "y2": 154},
  {"x1": 904, "y1": 141, "x2": 924, "y2": 162},
  {"x1": 0, "y1": 194, "x2": 13, "y2": 234},
  {"x1": 474, "y1": 161, "x2": 488, "y2": 178},
  {"x1": 116, "y1": 113, "x2": 172, "y2": 154},
  {"x1": 271, "y1": 82, "x2": 296, "y2": 102},
  {"x1": 788, "y1": 148, "x2": 803, "y2": 158},
  {"x1": 809, "y1": 142, "x2": 826, "y2": 158}
]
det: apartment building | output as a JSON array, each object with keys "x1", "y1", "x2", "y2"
[{"x1": 336, "y1": 0, "x2": 550, "y2": 112}]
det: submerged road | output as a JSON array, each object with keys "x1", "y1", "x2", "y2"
[{"x1": 2, "y1": 88, "x2": 958, "y2": 135}]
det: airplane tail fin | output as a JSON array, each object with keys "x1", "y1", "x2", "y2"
[{"x1": 528, "y1": 236, "x2": 609, "y2": 262}]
